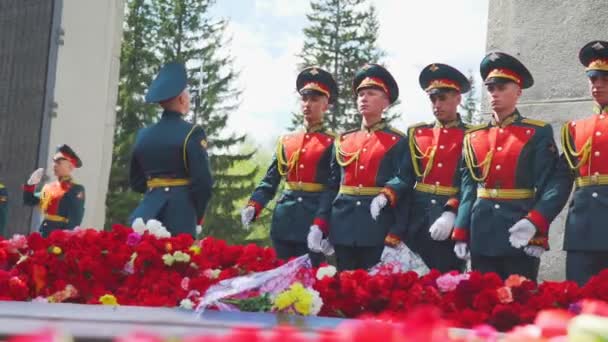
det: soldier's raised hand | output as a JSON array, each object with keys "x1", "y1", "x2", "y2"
[
  {"x1": 429, "y1": 211, "x2": 455, "y2": 241},
  {"x1": 508, "y1": 219, "x2": 536, "y2": 248},
  {"x1": 240, "y1": 206, "x2": 256, "y2": 229},
  {"x1": 27, "y1": 168, "x2": 44, "y2": 186},
  {"x1": 319, "y1": 239, "x2": 334, "y2": 256},
  {"x1": 370, "y1": 194, "x2": 388, "y2": 220}
]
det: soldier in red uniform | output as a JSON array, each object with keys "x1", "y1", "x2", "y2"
[
  {"x1": 321, "y1": 64, "x2": 410, "y2": 271},
  {"x1": 242, "y1": 67, "x2": 337, "y2": 265},
  {"x1": 451, "y1": 52, "x2": 568, "y2": 280},
  {"x1": 560, "y1": 40, "x2": 608, "y2": 285},
  {"x1": 23, "y1": 145, "x2": 85, "y2": 237},
  {"x1": 401, "y1": 63, "x2": 471, "y2": 273}
]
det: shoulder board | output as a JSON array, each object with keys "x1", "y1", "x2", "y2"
[
  {"x1": 408, "y1": 122, "x2": 429, "y2": 129},
  {"x1": 322, "y1": 130, "x2": 337, "y2": 138},
  {"x1": 388, "y1": 126, "x2": 405, "y2": 137},
  {"x1": 465, "y1": 124, "x2": 488, "y2": 134},
  {"x1": 340, "y1": 128, "x2": 359, "y2": 137},
  {"x1": 521, "y1": 118, "x2": 548, "y2": 127}
]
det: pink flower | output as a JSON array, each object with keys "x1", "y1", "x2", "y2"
[
  {"x1": 126, "y1": 232, "x2": 142, "y2": 247},
  {"x1": 497, "y1": 287, "x2": 514, "y2": 304},
  {"x1": 181, "y1": 277, "x2": 190, "y2": 291},
  {"x1": 436, "y1": 272, "x2": 470, "y2": 292}
]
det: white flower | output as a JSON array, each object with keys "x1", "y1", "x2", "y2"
[
  {"x1": 179, "y1": 298, "x2": 194, "y2": 310},
  {"x1": 309, "y1": 287, "x2": 323, "y2": 316},
  {"x1": 203, "y1": 268, "x2": 221, "y2": 279},
  {"x1": 173, "y1": 251, "x2": 191, "y2": 263},
  {"x1": 132, "y1": 218, "x2": 146, "y2": 234},
  {"x1": 162, "y1": 253, "x2": 175, "y2": 266},
  {"x1": 316, "y1": 265, "x2": 337, "y2": 280}
]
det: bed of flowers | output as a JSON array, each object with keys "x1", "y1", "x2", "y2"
[{"x1": 1, "y1": 221, "x2": 608, "y2": 337}]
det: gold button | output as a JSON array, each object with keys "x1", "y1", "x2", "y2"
[
  {"x1": 496, "y1": 165, "x2": 502, "y2": 170},
  {"x1": 595, "y1": 151, "x2": 601, "y2": 157},
  {"x1": 437, "y1": 163, "x2": 443, "y2": 168},
  {"x1": 439, "y1": 145, "x2": 445, "y2": 149},
  {"x1": 300, "y1": 164, "x2": 304, "y2": 168},
  {"x1": 596, "y1": 131, "x2": 602, "y2": 137},
  {"x1": 497, "y1": 146, "x2": 503, "y2": 151},
  {"x1": 359, "y1": 165, "x2": 365, "y2": 170}
]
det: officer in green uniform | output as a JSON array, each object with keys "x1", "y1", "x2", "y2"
[
  {"x1": 451, "y1": 52, "x2": 569, "y2": 280},
  {"x1": 402, "y1": 63, "x2": 470, "y2": 273},
  {"x1": 0, "y1": 180, "x2": 7, "y2": 236},
  {"x1": 23, "y1": 145, "x2": 86, "y2": 237},
  {"x1": 242, "y1": 67, "x2": 337, "y2": 265},
  {"x1": 129, "y1": 62, "x2": 213, "y2": 237},
  {"x1": 323, "y1": 64, "x2": 410, "y2": 271},
  {"x1": 560, "y1": 40, "x2": 608, "y2": 285}
]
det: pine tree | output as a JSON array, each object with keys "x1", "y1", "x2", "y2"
[
  {"x1": 105, "y1": 0, "x2": 159, "y2": 228},
  {"x1": 292, "y1": 0, "x2": 393, "y2": 132},
  {"x1": 153, "y1": 0, "x2": 257, "y2": 243},
  {"x1": 460, "y1": 72, "x2": 480, "y2": 124}
]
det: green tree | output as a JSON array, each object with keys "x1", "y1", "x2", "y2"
[
  {"x1": 460, "y1": 72, "x2": 480, "y2": 125},
  {"x1": 105, "y1": 0, "x2": 159, "y2": 228},
  {"x1": 152, "y1": 0, "x2": 257, "y2": 243},
  {"x1": 292, "y1": 0, "x2": 394, "y2": 132}
]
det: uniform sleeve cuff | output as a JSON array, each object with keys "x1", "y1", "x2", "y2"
[
  {"x1": 247, "y1": 200, "x2": 264, "y2": 218},
  {"x1": 525, "y1": 210, "x2": 549, "y2": 236},
  {"x1": 384, "y1": 233, "x2": 401, "y2": 247},
  {"x1": 23, "y1": 184, "x2": 35, "y2": 192},
  {"x1": 528, "y1": 236, "x2": 549, "y2": 250},
  {"x1": 380, "y1": 187, "x2": 397, "y2": 207},
  {"x1": 451, "y1": 227, "x2": 469, "y2": 242},
  {"x1": 313, "y1": 218, "x2": 329, "y2": 235},
  {"x1": 444, "y1": 197, "x2": 460, "y2": 213}
]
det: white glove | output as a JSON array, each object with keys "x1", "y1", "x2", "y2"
[
  {"x1": 508, "y1": 219, "x2": 536, "y2": 248},
  {"x1": 454, "y1": 242, "x2": 470, "y2": 260},
  {"x1": 307, "y1": 225, "x2": 323, "y2": 252},
  {"x1": 196, "y1": 225, "x2": 202, "y2": 236},
  {"x1": 319, "y1": 239, "x2": 334, "y2": 256},
  {"x1": 370, "y1": 194, "x2": 388, "y2": 220},
  {"x1": 27, "y1": 168, "x2": 44, "y2": 185},
  {"x1": 429, "y1": 211, "x2": 456, "y2": 241},
  {"x1": 523, "y1": 245, "x2": 544, "y2": 258},
  {"x1": 240, "y1": 206, "x2": 256, "y2": 229}
]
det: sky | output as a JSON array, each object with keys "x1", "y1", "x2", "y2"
[{"x1": 210, "y1": 0, "x2": 489, "y2": 149}]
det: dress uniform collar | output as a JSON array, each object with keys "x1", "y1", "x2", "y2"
[
  {"x1": 361, "y1": 119, "x2": 387, "y2": 132},
  {"x1": 58, "y1": 176, "x2": 73, "y2": 183},
  {"x1": 491, "y1": 109, "x2": 521, "y2": 128},
  {"x1": 434, "y1": 114, "x2": 462, "y2": 128},
  {"x1": 162, "y1": 110, "x2": 183, "y2": 118},
  {"x1": 593, "y1": 103, "x2": 608, "y2": 115},
  {"x1": 304, "y1": 122, "x2": 324, "y2": 133}
]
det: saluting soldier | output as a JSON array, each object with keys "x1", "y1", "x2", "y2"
[
  {"x1": 129, "y1": 62, "x2": 213, "y2": 237},
  {"x1": 241, "y1": 67, "x2": 337, "y2": 265},
  {"x1": 560, "y1": 40, "x2": 608, "y2": 285},
  {"x1": 322, "y1": 64, "x2": 409, "y2": 271},
  {"x1": 23, "y1": 145, "x2": 85, "y2": 237},
  {"x1": 0, "y1": 179, "x2": 8, "y2": 236},
  {"x1": 451, "y1": 52, "x2": 568, "y2": 280},
  {"x1": 402, "y1": 63, "x2": 471, "y2": 273}
]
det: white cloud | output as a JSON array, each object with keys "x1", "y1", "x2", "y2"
[
  {"x1": 221, "y1": 0, "x2": 489, "y2": 145},
  {"x1": 255, "y1": 0, "x2": 310, "y2": 17},
  {"x1": 225, "y1": 20, "x2": 304, "y2": 146}
]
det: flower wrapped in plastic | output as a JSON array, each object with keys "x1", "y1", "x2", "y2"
[
  {"x1": 195, "y1": 255, "x2": 321, "y2": 316},
  {"x1": 369, "y1": 242, "x2": 430, "y2": 276}
]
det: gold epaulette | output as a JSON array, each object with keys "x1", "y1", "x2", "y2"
[
  {"x1": 323, "y1": 130, "x2": 337, "y2": 138},
  {"x1": 521, "y1": 118, "x2": 548, "y2": 127},
  {"x1": 388, "y1": 126, "x2": 405, "y2": 137},
  {"x1": 408, "y1": 122, "x2": 429, "y2": 130},
  {"x1": 465, "y1": 123, "x2": 488, "y2": 134}
]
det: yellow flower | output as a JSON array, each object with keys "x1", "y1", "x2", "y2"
[
  {"x1": 189, "y1": 245, "x2": 201, "y2": 255},
  {"x1": 273, "y1": 283, "x2": 314, "y2": 315},
  {"x1": 99, "y1": 294, "x2": 119, "y2": 306},
  {"x1": 50, "y1": 246, "x2": 62, "y2": 255}
]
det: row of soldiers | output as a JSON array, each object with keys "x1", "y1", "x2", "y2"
[
  {"x1": 3, "y1": 40, "x2": 607, "y2": 287},
  {"x1": 242, "y1": 40, "x2": 608, "y2": 286}
]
